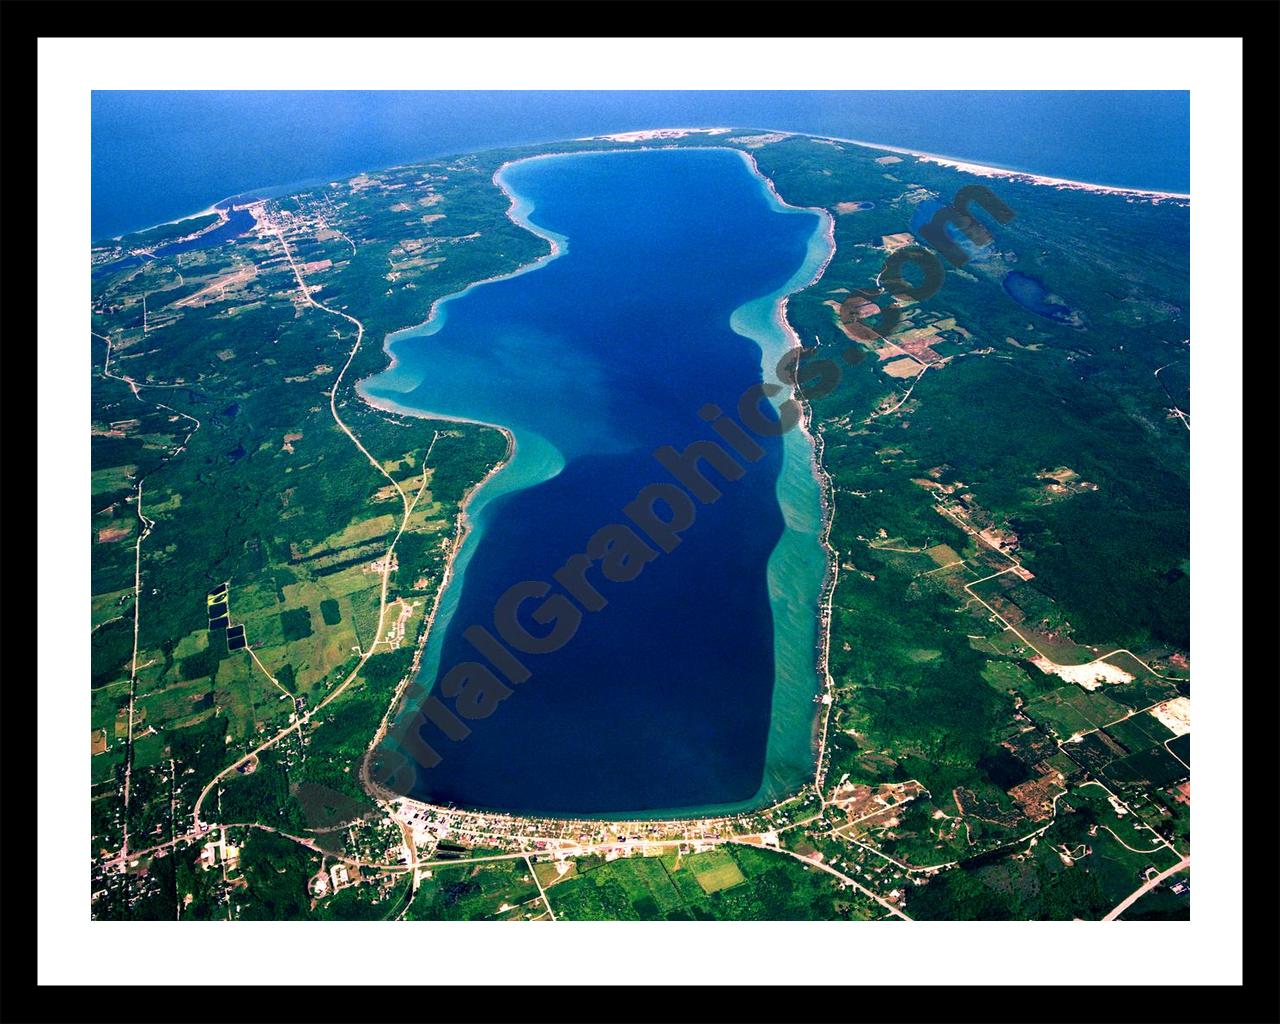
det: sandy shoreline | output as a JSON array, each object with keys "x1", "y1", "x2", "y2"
[
  {"x1": 798, "y1": 131, "x2": 1190, "y2": 203},
  {"x1": 362, "y1": 411, "x2": 518, "y2": 771},
  {"x1": 98, "y1": 191, "x2": 255, "y2": 245},
  {"x1": 577, "y1": 125, "x2": 1188, "y2": 202},
  {"x1": 733, "y1": 147, "x2": 842, "y2": 788},
  {"x1": 362, "y1": 162, "x2": 565, "y2": 386}
]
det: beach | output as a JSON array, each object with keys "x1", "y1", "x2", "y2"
[{"x1": 802, "y1": 132, "x2": 1191, "y2": 204}]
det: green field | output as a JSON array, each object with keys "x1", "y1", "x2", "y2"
[{"x1": 547, "y1": 845, "x2": 882, "y2": 921}]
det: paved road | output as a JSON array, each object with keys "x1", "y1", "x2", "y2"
[
  {"x1": 765, "y1": 844, "x2": 912, "y2": 921},
  {"x1": 1103, "y1": 856, "x2": 1190, "y2": 921}
]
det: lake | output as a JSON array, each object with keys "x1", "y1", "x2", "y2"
[
  {"x1": 361, "y1": 148, "x2": 831, "y2": 816},
  {"x1": 1002, "y1": 270, "x2": 1077, "y2": 324}
]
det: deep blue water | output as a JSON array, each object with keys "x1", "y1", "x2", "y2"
[
  {"x1": 363, "y1": 149, "x2": 820, "y2": 815},
  {"x1": 92, "y1": 91, "x2": 1190, "y2": 239}
]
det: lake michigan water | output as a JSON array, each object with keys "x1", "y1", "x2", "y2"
[
  {"x1": 91, "y1": 91, "x2": 1190, "y2": 240},
  {"x1": 362, "y1": 149, "x2": 830, "y2": 816}
]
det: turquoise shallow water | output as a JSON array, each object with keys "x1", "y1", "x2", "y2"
[{"x1": 362, "y1": 148, "x2": 832, "y2": 817}]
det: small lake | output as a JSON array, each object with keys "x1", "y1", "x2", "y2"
[{"x1": 1002, "y1": 270, "x2": 1077, "y2": 324}]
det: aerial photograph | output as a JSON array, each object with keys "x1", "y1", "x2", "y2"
[{"x1": 88, "y1": 90, "x2": 1191, "y2": 924}]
